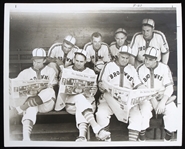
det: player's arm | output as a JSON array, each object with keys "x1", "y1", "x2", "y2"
[{"x1": 161, "y1": 51, "x2": 169, "y2": 64}]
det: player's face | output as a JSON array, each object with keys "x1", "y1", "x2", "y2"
[
  {"x1": 92, "y1": 36, "x2": 102, "y2": 50},
  {"x1": 115, "y1": 33, "x2": 127, "y2": 47},
  {"x1": 117, "y1": 53, "x2": 130, "y2": 67},
  {"x1": 63, "y1": 42, "x2": 73, "y2": 54},
  {"x1": 74, "y1": 54, "x2": 86, "y2": 70},
  {"x1": 144, "y1": 56, "x2": 157, "y2": 68},
  {"x1": 32, "y1": 58, "x2": 45, "y2": 70},
  {"x1": 142, "y1": 26, "x2": 153, "y2": 39}
]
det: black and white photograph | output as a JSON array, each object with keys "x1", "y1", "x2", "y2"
[{"x1": 4, "y1": 3, "x2": 182, "y2": 147}]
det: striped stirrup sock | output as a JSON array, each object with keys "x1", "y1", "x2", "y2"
[
  {"x1": 78, "y1": 123, "x2": 88, "y2": 138},
  {"x1": 128, "y1": 129, "x2": 139, "y2": 141},
  {"x1": 139, "y1": 130, "x2": 146, "y2": 141}
]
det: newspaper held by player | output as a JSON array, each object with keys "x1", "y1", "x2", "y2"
[
  {"x1": 59, "y1": 68, "x2": 98, "y2": 97},
  {"x1": 9, "y1": 79, "x2": 49, "y2": 108},
  {"x1": 102, "y1": 80, "x2": 157, "y2": 123}
]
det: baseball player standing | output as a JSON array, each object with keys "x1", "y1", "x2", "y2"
[
  {"x1": 9, "y1": 48, "x2": 58, "y2": 141},
  {"x1": 83, "y1": 32, "x2": 111, "y2": 74},
  {"x1": 130, "y1": 19, "x2": 170, "y2": 68},
  {"x1": 55, "y1": 49, "x2": 111, "y2": 142},
  {"x1": 109, "y1": 28, "x2": 130, "y2": 61},
  {"x1": 96, "y1": 45, "x2": 147, "y2": 141},
  {"x1": 137, "y1": 46, "x2": 177, "y2": 141},
  {"x1": 47, "y1": 35, "x2": 79, "y2": 76}
]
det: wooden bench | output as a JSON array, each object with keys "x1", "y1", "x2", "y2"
[{"x1": 9, "y1": 49, "x2": 178, "y2": 141}]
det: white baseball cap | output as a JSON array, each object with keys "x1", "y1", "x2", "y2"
[
  {"x1": 115, "y1": 28, "x2": 127, "y2": 36},
  {"x1": 143, "y1": 47, "x2": 158, "y2": 58},
  {"x1": 75, "y1": 49, "x2": 87, "y2": 59},
  {"x1": 63, "y1": 35, "x2": 76, "y2": 46},
  {"x1": 142, "y1": 19, "x2": 155, "y2": 28},
  {"x1": 32, "y1": 48, "x2": 46, "y2": 59},
  {"x1": 118, "y1": 45, "x2": 131, "y2": 55}
]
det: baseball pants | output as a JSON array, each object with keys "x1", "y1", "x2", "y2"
[
  {"x1": 95, "y1": 92, "x2": 143, "y2": 132},
  {"x1": 21, "y1": 88, "x2": 56, "y2": 125},
  {"x1": 65, "y1": 94, "x2": 96, "y2": 128}
]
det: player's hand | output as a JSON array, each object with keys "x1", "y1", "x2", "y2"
[
  {"x1": 98, "y1": 81, "x2": 109, "y2": 93},
  {"x1": 155, "y1": 100, "x2": 166, "y2": 114},
  {"x1": 56, "y1": 59, "x2": 64, "y2": 66},
  {"x1": 89, "y1": 87, "x2": 98, "y2": 96}
]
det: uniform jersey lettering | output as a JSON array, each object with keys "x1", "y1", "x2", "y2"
[{"x1": 143, "y1": 73, "x2": 163, "y2": 82}]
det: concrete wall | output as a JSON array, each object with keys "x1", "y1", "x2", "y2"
[{"x1": 9, "y1": 9, "x2": 177, "y2": 74}]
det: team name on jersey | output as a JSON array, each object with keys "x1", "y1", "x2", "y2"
[
  {"x1": 139, "y1": 46, "x2": 146, "y2": 51},
  {"x1": 143, "y1": 73, "x2": 163, "y2": 82},
  {"x1": 30, "y1": 75, "x2": 49, "y2": 80},
  {"x1": 109, "y1": 71, "x2": 133, "y2": 81}
]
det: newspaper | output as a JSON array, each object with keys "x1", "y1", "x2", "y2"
[
  {"x1": 103, "y1": 81, "x2": 157, "y2": 123},
  {"x1": 9, "y1": 78, "x2": 49, "y2": 108},
  {"x1": 59, "y1": 68, "x2": 98, "y2": 97}
]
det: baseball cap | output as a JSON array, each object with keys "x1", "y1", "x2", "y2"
[
  {"x1": 142, "y1": 19, "x2": 155, "y2": 28},
  {"x1": 143, "y1": 47, "x2": 158, "y2": 58},
  {"x1": 118, "y1": 45, "x2": 131, "y2": 55},
  {"x1": 75, "y1": 49, "x2": 87, "y2": 59},
  {"x1": 63, "y1": 35, "x2": 76, "y2": 46},
  {"x1": 32, "y1": 48, "x2": 46, "y2": 59},
  {"x1": 115, "y1": 28, "x2": 127, "y2": 36}
]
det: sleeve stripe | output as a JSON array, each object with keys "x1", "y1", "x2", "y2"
[
  {"x1": 98, "y1": 62, "x2": 109, "y2": 82},
  {"x1": 130, "y1": 32, "x2": 142, "y2": 48},
  {"x1": 48, "y1": 43, "x2": 63, "y2": 57},
  {"x1": 164, "y1": 82, "x2": 174, "y2": 88},
  {"x1": 153, "y1": 30, "x2": 168, "y2": 45}
]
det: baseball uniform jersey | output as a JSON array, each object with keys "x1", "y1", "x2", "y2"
[
  {"x1": 83, "y1": 42, "x2": 111, "y2": 64},
  {"x1": 137, "y1": 62, "x2": 174, "y2": 95},
  {"x1": 109, "y1": 40, "x2": 129, "y2": 59},
  {"x1": 130, "y1": 30, "x2": 169, "y2": 62},
  {"x1": 47, "y1": 42, "x2": 79, "y2": 64},
  {"x1": 98, "y1": 61, "x2": 143, "y2": 89}
]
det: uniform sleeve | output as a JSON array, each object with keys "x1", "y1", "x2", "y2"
[
  {"x1": 158, "y1": 32, "x2": 169, "y2": 54},
  {"x1": 98, "y1": 63, "x2": 111, "y2": 82},
  {"x1": 47, "y1": 44, "x2": 64, "y2": 59},
  {"x1": 103, "y1": 46, "x2": 111, "y2": 62},
  {"x1": 163, "y1": 65, "x2": 174, "y2": 87},
  {"x1": 130, "y1": 34, "x2": 139, "y2": 57},
  {"x1": 85, "y1": 48, "x2": 91, "y2": 62},
  {"x1": 16, "y1": 69, "x2": 29, "y2": 80},
  {"x1": 48, "y1": 67, "x2": 58, "y2": 86}
]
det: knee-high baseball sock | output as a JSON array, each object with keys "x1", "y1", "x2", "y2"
[
  {"x1": 78, "y1": 122, "x2": 88, "y2": 138},
  {"x1": 164, "y1": 129, "x2": 173, "y2": 141},
  {"x1": 22, "y1": 119, "x2": 33, "y2": 141},
  {"x1": 19, "y1": 96, "x2": 43, "y2": 111},
  {"x1": 129, "y1": 129, "x2": 139, "y2": 141},
  {"x1": 82, "y1": 108, "x2": 101, "y2": 134},
  {"x1": 139, "y1": 130, "x2": 146, "y2": 141}
]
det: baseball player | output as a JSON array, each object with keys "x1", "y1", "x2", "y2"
[
  {"x1": 137, "y1": 46, "x2": 177, "y2": 141},
  {"x1": 109, "y1": 28, "x2": 130, "y2": 61},
  {"x1": 55, "y1": 49, "x2": 111, "y2": 142},
  {"x1": 83, "y1": 32, "x2": 111, "y2": 74},
  {"x1": 96, "y1": 45, "x2": 147, "y2": 141},
  {"x1": 47, "y1": 35, "x2": 79, "y2": 76},
  {"x1": 130, "y1": 19, "x2": 170, "y2": 68},
  {"x1": 9, "y1": 48, "x2": 58, "y2": 141}
]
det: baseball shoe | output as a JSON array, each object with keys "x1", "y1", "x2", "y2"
[
  {"x1": 75, "y1": 136, "x2": 87, "y2": 142},
  {"x1": 96, "y1": 129, "x2": 111, "y2": 141},
  {"x1": 105, "y1": 136, "x2": 111, "y2": 142},
  {"x1": 164, "y1": 139, "x2": 171, "y2": 142},
  {"x1": 138, "y1": 138, "x2": 146, "y2": 142}
]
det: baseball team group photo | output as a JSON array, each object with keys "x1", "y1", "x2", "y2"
[{"x1": 4, "y1": 3, "x2": 182, "y2": 147}]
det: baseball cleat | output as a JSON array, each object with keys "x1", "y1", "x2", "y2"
[{"x1": 75, "y1": 136, "x2": 87, "y2": 142}]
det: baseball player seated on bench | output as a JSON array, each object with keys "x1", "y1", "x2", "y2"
[
  {"x1": 137, "y1": 46, "x2": 178, "y2": 141},
  {"x1": 109, "y1": 28, "x2": 130, "y2": 61},
  {"x1": 83, "y1": 32, "x2": 111, "y2": 74},
  {"x1": 96, "y1": 45, "x2": 148, "y2": 141},
  {"x1": 9, "y1": 48, "x2": 58, "y2": 141},
  {"x1": 130, "y1": 18, "x2": 170, "y2": 68},
  {"x1": 54, "y1": 49, "x2": 111, "y2": 142},
  {"x1": 47, "y1": 34, "x2": 79, "y2": 77}
]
